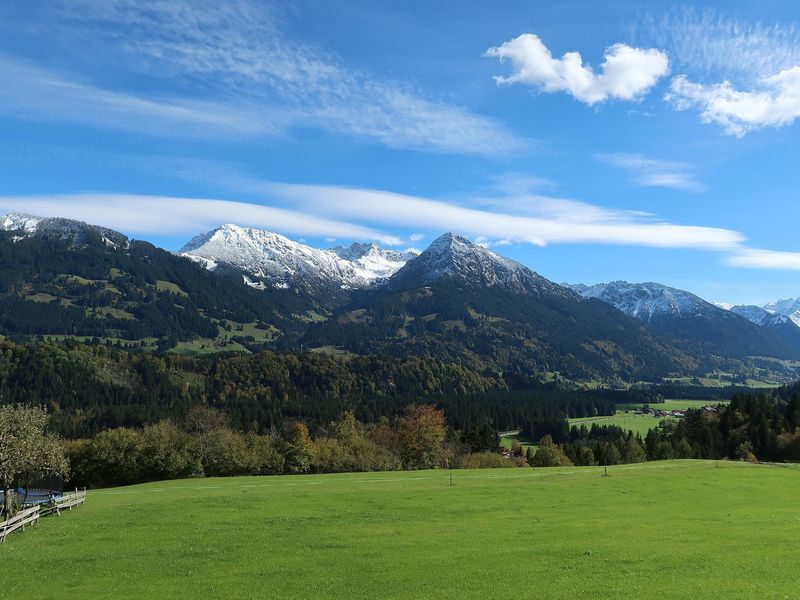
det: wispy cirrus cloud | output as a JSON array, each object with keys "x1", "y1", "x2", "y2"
[
  {"x1": 597, "y1": 153, "x2": 704, "y2": 191},
  {"x1": 639, "y1": 8, "x2": 800, "y2": 81},
  {"x1": 638, "y1": 8, "x2": 800, "y2": 136},
  {"x1": 0, "y1": 55, "x2": 283, "y2": 139},
  {"x1": 485, "y1": 34, "x2": 669, "y2": 105},
  {"x1": 0, "y1": 0, "x2": 525, "y2": 155}
]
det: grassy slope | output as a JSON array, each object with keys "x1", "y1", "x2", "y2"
[{"x1": 2, "y1": 461, "x2": 799, "y2": 599}]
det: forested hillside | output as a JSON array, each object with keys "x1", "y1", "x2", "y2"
[
  {"x1": 0, "y1": 341, "x2": 663, "y2": 437},
  {"x1": 0, "y1": 229, "x2": 310, "y2": 347}
]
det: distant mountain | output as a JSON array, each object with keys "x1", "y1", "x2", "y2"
[
  {"x1": 180, "y1": 224, "x2": 417, "y2": 305},
  {"x1": 303, "y1": 234, "x2": 696, "y2": 382},
  {"x1": 567, "y1": 281, "x2": 800, "y2": 360},
  {"x1": 729, "y1": 304, "x2": 789, "y2": 327},
  {"x1": 1, "y1": 212, "x2": 128, "y2": 247},
  {"x1": 4, "y1": 213, "x2": 798, "y2": 382},
  {"x1": 764, "y1": 298, "x2": 800, "y2": 327}
]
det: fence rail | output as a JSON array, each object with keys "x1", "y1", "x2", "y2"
[{"x1": 1, "y1": 488, "x2": 86, "y2": 543}]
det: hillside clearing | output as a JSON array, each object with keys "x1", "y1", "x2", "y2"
[{"x1": 2, "y1": 461, "x2": 798, "y2": 598}]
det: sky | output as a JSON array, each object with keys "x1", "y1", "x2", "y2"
[{"x1": 1, "y1": 0, "x2": 799, "y2": 305}]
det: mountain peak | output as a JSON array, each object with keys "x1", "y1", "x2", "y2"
[{"x1": 390, "y1": 232, "x2": 564, "y2": 297}]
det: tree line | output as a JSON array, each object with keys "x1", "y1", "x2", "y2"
[{"x1": 4, "y1": 383, "x2": 800, "y2": 501}]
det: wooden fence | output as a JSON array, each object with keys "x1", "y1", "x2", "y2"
[{"x1": 1, "y1": 489, "x2": 87, "y2": 543}]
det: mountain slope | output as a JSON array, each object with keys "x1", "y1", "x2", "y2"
[
  {"x1": 303, "y1": 234, "x2": 697, "y2": 382},
  {"x1": 0, "y1": 214, "x2": 310, "y2": 350},
  {"x1": 567, "y1": 281, "x2": 800, "y2": 360},
  {"x1": 180, "y1": 224, "x2": 417, "y2": 305}
]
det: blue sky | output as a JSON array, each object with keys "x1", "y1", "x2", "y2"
[{"x1": 1, "y1": 0, "x2": 799, "y2": 305}]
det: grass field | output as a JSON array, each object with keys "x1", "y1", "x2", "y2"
[
  {"x1": 568, "y1": 400, "x2": 734, "y2": 437},
  {"x1": 2, "y1": 461, "x2": 799, "y2": 598},
  {"x1": 568, "y1": 413, "x2": 670, "y2": 437},
  {"x1": 619, "y1": 399, "x2": 730, "y2": 411}
]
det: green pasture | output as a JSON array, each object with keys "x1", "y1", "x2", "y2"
[
  {"x1": 2, "y1": 461, "x2": 799, "y2": 599},
  {"x1": 568, "y1": 413, "x2": 669, "y2": 437}
]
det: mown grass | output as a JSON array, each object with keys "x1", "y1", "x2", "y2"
[{"x1": 2, "y1": 461, "x2": 799, "y2": 599}]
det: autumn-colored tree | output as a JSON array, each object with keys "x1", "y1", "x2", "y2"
[{"x1": 398, "y1": 405, "x2": 447, "y2": 470}]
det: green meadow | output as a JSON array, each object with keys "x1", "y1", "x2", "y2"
[
  {"x1": 568, "y1": 413, "x2": 667, "y2": 437},
  {"x1": 567, "y1": 400, "x2": 734, "y2": 437},
  {"x1": 2, "y1": 461, "x2": 799, "y2": 599}
]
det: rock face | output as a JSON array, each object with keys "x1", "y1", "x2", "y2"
[{"x1": 179, "y1": 224, "x2": 418, "y2": 299}]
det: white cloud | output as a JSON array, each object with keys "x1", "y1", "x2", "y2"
[
  {"x1": 597, "y1": 153, "x2": 703, "y2": 191},
  {"x1": 667, "y1": 70, "x2": 800, "y2": 136},
  {"x1": 409, "y1": 233, "x2": 425, "y2": 242},
  {"x1": 725, "y1": 249, "x2": 800, "y2": 271},
  {"x1": 0, "y1": 194, "x2": 402, "y2": 245},
  {"x1": 0, "y1": 1, "x2": 525, "y2": 156},
  {"x1": 486, "y1": 34, "x2": 668, "y2": 105},
  {"x1": 637, "y1": 8, "x2": 800, "y2": 135},
  {"x1": 6, "y1": 184, "x2": 800, "y2": 272},
  {"x1": 261, "y1": 182, "x2": 742, "y2": 250}
]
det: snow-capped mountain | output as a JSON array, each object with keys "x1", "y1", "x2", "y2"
[
  {"x1": 568, "y1": 280, "x2": 800, "y2": 359},
  {"x1": 388, "y1": 232, "x2": 569, "y2": 297},
  {"x1": 567, "y1": 281, "x2": 713, "y2": 322},
  {"x1": 729, "y1": 304, "x2": 790, "y2": 328},
  {"x1": 180, "y1": 224, "x2": 418, "y2": 299},
  {"x1": 330, "y1": 242, "x2": 419, "y2": 284},
  {"x1": 763, "y1": 298, "x2": 800, "y2": 327},
  {"x1": 1, "y1": 212, "x2": 128, "y2": 247}
]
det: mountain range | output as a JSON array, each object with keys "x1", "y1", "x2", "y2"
[
  {"x1": 2, "y1": 211, "x2": 799, "y2": 383},
  {"x1": 566, "y1": 281, "x2": 800, "y2": 360},
  {"x1": 179, "y1": 224, "x2": 418, "y2": 306}
]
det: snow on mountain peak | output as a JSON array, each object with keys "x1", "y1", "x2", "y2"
[
  {"x1": 728, "y1": 304, "x2": 790, "y2": 327},
  {"x1": 568, "y1": 281, "x2": 713, "y2": 322},
  {"x1": 1, "y1": 212, "x2": 128, "y2": 246},
  {"x1": 1, "y1": 212, "x2": 43, "y2": 234},
  {"x1": 179, "y1": 224, "x2": 416, "y2": 294},
  {"x1": 763, "y1": 298, "x2": 800, "y2": 327},
  {"x1": 389, "y1": 232, "x2": 565, "y2": 297}
]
